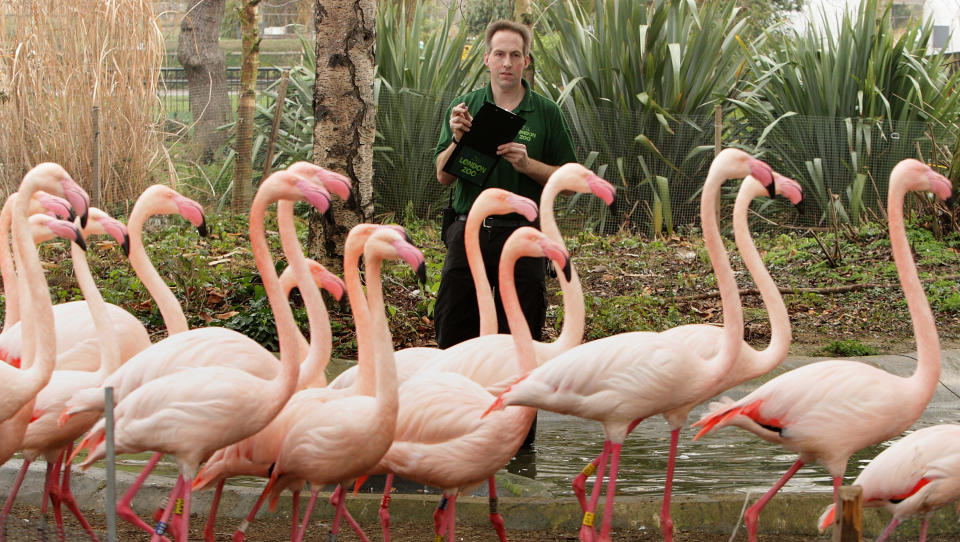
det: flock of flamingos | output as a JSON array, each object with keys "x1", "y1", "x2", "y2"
[{"x1": 0, "y1": 149, "x2": 956, "y2": 542}]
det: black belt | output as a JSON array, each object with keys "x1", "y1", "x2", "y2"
[{"x1": 456, "y1": 214, "x2": 536, "y2": 229}]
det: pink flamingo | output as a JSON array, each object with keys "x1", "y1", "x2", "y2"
[
  {"x1": 0, "y1": 212, "x2": 90, "y2": 472},
  {"x1": 190, "y1": 223, "x2": 412, "y2": 542},
  {"x1": 0, "y1": 163, "x2": 89, "y2": 424},
  {"x1": 327, "y1": 187, "x2": 542, "y2": 392},
  {"x1": 254, "y1": 226, "x2": 424, "y2": 542},
  {"x1": 483, "y1": 150, "x2": 786, "y2": 542},
  {"x1": 359, "y1": 227, "x2": 570, "y2": 542},
  {"x1": 817, "y1": 425, "x2": 960, "y2": 542},
  {"x1": 1, "y1": 208, "x2": 130, "y2": 541},
  {"x1": 0, "y1": 191, "x2": 74, "y2": 338},
  {"x1": 68, "y1": 170, "x2": 330, "y2": 541},
  {"x1": 354, "y1": 166, "x2": 613, "y2": 540},
  {"x1": 0, "y1": 192, "x2": 153, "y2": 372},
  {"x1": 568, "y1": 156, "x2": 803, "y2": 536},
  {"x1": 692, "y1": 158, "x2": 950, "y2": 542}
]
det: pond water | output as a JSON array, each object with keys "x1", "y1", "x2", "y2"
[{"x1": 105, "y1": 352, "x2": 960, "y2": 498}]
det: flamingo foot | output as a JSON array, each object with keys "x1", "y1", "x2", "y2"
[
  {"x1": 660, "y1": 512, "x2": 674, "y2": 542},
  {"x1": 231, "y1": 519, "x2": 249, "y2": 542},
  {"x1": 578, "y1": 522, "x2": 596, "y2": 542},
  {"x1": 378, "y1": 494, "x2": 391, "y2": 542},
  {"x1": 118, "y1": 503, "x2": 168, "y2": 541},
  {"x1": 489, "y1": 512, "x2": 507, "y2": 542}
]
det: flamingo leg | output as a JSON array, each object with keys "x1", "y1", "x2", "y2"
[
  {"x1": 379, "y1": 474, "x2": 393, "y2": 542},
  {"x1": 58, "y1": 444, "x2": 100, "y2": 541},
  {"x1": 175, "y1": 478, "x2": 192, "y2": 542},
  {"x1": 488, "y1": 476, "x2": 507, "y2": 542},
  {"x1": 598, "y1": 442, "x2": 622, "y2": 542},
  {"x1": 330, "y1": 485, "x2": 368, "y2": 542},
  {"x1": 150, "y1": 475, "x2": 183, "y2": 542},
  {"x1": 49, "y1": 451, "x2": 66, "y2": 534},
  {"x1": 659, "y1": 428, "x2": 680, "y2": 542},
  {"x1": 433, "y1": 495, "x2": 449, "y2": 538},
  {"x1": 118, "y1": 452, "x2": 165, "y2": 538},
  {"x1": 918, "y1": 515, "x2": 929, "y2": 542},
  {"x1": 290, "y1": 489, "x2": 300, "y2": 542},
  {"x1": 573, "y1": 419, "x2": 640, "y2": 513},
  {"x1": 745, "y1": 459, "x2": 804, "y2": 542},
  {"x1": 231, "y1": 478, "x2": 271, "y2": 542},
  {"x1": 579, "y1": 441, "x2": 610, "y2": 542},
  {"x1": 445, "y1": 493, "x2": 458, "y2": 542},
  {"x1": 874, "y1": 517, "x2": 900, "y2": 542},
  {"x1": 293, "y1": 489, "x2": 320, "y2": 542},
  {"x1": 201, "y1": 479, "x2": 224, "y2": 542},
  {"x1": 1, "y1": 460, "x2": 30, "y2": 522}
]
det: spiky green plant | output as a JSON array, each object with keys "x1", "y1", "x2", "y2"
[
  {"x1": 373, "y1": 0, "x2": 484, "y2": 219},
  {"x1": 535, "y1": 0, "x2": 748, "y2": 235},
  {"x1": 731, "y1": 0, "x2": 960, "y2": 225}
]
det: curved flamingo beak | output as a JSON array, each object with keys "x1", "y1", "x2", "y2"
[
  {"x1": 506, "y1": 194, "x2": 539, "y2": 222},
  {"x1": 295, "y1": 180, "x2": 332, "y2": 215},
  {"x1": 174, "y1": 195, "x2": 208, "y2": 236},
  {"x1": 774, "y1": 174, "x2": 803, "y2": 205},
  {"x1": 586, "y1": 173, "x2": 616, "y2": 206},
  {"x1": 60, "y1": 178, "x2": 90, "y2": 229},
  {"x1": 46, "y1": 219, "x2": 87, "y2": 251},
  {"x1": 540, "y1": 237, "x2": 571, "y2": 282},
  {"x1": 392, "y1": 239, "x2": 426, "y2": 285}
]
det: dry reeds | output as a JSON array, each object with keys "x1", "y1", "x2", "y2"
[{"x1": 0, "y1": 0, "x2": 164, "y2": 204}]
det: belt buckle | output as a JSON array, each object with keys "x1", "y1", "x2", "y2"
[{"x1": 482, "y1": 216, "x2": 495, "y2": 229}]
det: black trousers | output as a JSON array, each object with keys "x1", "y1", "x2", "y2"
[{"x1": 434, "y1": 219, "x2": 547, "y2": 349}]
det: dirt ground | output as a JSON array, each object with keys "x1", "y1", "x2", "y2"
[{"x1": 9, "y1": 502, "x2": 960, "y2": 542}]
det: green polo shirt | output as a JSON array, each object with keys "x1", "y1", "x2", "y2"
[{"x1": 435, "y1": 80, "x2": 578, "y2": 214}]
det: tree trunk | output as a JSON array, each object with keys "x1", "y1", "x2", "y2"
[
  {"x1": 232, "y1": 0, "x2": 261, "y2": 212},
  {"x1": 178, "y1": 0, "x2": 231, "y2": 162},
  {"x1": 308, "y1": 0, "x2": 376, "y2": 274}
]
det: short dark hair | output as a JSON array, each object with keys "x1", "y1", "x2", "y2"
[{"x1": 485, "y1": 19, "x2": 531, "y2": 57}]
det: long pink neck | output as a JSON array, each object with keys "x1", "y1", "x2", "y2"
[
  {"x1": 700, "y1": 163, "x2": 744, "y2": 377},
  {"x1": 536, "y1": 183, "x2": 585, "y2": 358},
  {"x1": 71, "y1": 240, "x2": 121, "y2": 376},
  {"x1": 361, "y1": 245, "x2": 398, "y2": 429},
  {"x1": 0, "y1": 197, "x2": 19, "y2": 332},
  {"x1": 729, "y1": 181, "x2": 790, "y2": 380},
  {"x1": 248, "y1": 192, "x2": 300, "y2": 415},
  {"x1": 10, "y1": 179, "x2": 55, "y2": 394},
  {"x1": 888, "y1": 179, "x2": 941, "y2": 402},
  {"x1": 277, "y1": 200, "x2": 330, "y2": 388},
  {"x1": 464, "y1": 207, "x2": 498, "y2": 335},
  {"x1": 497, "y1": 243, "x2": 537, "y2": 374},
  {"x1": 343, "y1": 231, "x2": 375, "y2": 395},
  {"x1": 127, "y1": 204, "x2": 188, "y2": 335}
]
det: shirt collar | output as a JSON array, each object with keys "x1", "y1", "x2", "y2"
[{"x1": 483, "y1": 79, "x2": 534, "y2": 113}]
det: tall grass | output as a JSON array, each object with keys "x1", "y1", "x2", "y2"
[{"x1": 0, "y1": 0, "x2": 164, "y2": 203}]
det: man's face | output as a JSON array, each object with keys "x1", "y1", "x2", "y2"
[{"x1": 484, "y1": 30, "x2": 528, "y2": 92}]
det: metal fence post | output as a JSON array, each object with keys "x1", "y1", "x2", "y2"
[{"x1": 105, "y1": 386, "x2": 116, "y2": 542}]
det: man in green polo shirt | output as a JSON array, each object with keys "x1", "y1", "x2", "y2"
[{"x1": 433, "y1": 19, "x2": 577, "y2": 351}]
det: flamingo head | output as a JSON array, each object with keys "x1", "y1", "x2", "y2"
[
  {"x1": 506, "y1": 226, "x2": 572, "y2": 282},
  {"x1": 22, "y1": 163, "x2": 90, "y2": 228},
  {"x1": 28, "y1": 214, "x2": 86, "y2": 251},
  {"x1": 473, "y1": 188, "x2": 539, "y2": 223},
  {"x1": 891, "y1": 159, "x2": 953, "y2": 202},
  {"x1": 83, "y1": 208, "x2": 131, "y2": 256},
  {"x1": 306, "y1": 259, "x2": 346, "y2": 301},
  {"x1": 365, "y1": 227, "x2": 426, "y2": 285},
  {"x1": 546, "y1": 163, "x2": 616, "y2": 206},
  {"x1": 287, "y1": 162, "x2": 353, "y2": 200},
  {"x1": 33, "y1": 191, "x2": 74, "y2": 221},
  {"x1": 137, "y1": 185, "x2": 208, "y2": 236},
  {"x1": 505, "y1": 193, "x2": 539, "y2": 222},
  {"x1": 773, "y1": 173, "x2": 804, "y2": 206}
]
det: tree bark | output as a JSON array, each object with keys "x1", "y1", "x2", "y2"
[
  {"x1": 308, "y1": 0, "x2": 376, "y2": 274},
  {"x1": 178, "y1": 0, "x2": 232, "y2": 162},
  {"x1": 232, "y1": 0, "x2": 261, "y2": 212}
]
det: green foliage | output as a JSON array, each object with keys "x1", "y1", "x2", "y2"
[
  {"x1": 820, "y1": 339, "x2": 878, "y2": 357},
  {"x1": 535, "y1": 0, "x2": 747, "y2": 236},
  {"x1": 731, "y1": 0, "x2": 960, "y2": 225},
  {"x1": 462, "y1": 0, "x2": 512, "y2": 34},
  {"x1": 374, "y1": 1, "x2": 485, "y2": 219}
]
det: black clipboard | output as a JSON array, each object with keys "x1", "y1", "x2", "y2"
[{"x1": 442, "y1": 102, "x2": 526, "y2": 186}]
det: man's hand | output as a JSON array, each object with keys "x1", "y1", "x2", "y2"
[
  {"x1": 450, "y1": 103, "x2": 472, "y2": 141},
  {"x1": 496, "y1": 142, "x2": 530, "y2": 173}
]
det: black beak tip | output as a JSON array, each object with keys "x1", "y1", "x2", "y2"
[
  {"x1": 766, "y1": 182, "x2": 777, "y2": 198},
  {"x1": 197, "y1": 217, "x2": 209, "y2": 237},
  {"x1": 73, "y1": 230, "x2": 87, "y2": 252},
  {"x1": 80, "y1": 211, "x2": 89, "y2": 229},
  {"x1": 121, "y1": 235, "x2": 131, "y2": 257},
  {"x1": 416, "y1": 263, "x2": 427, "y2": 286},
  {"x1": 562, "y1": 259, "x2": 572, "y2": 282},
  {"x1": 608, "y1": 195, "x2": 618, "y2": 209},
  {"x1": 795, "y1": 200, "x2": 806, "y2": 217},
  {"x1": 946, "y1": 194, "x2": 956, "y2": 208},
  {"x1": 68, "y1": 208, "x2": 76, "y2": 222}
]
